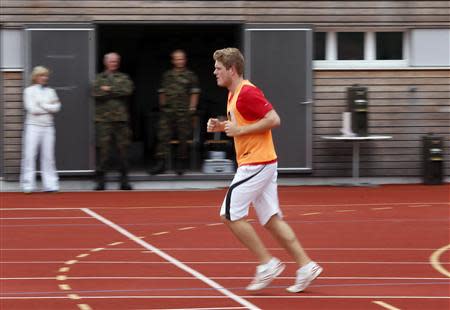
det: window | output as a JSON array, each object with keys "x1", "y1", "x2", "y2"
[
  {"x1": 410, "y1": 29, "x2": 450, "y2": 67},
  {"x1": 314, "y1": 31, "x2": 408, "y2": 69},
  {"x1": 314, "y1": 32, "x2": 326, "y2": 60},
  {"x1": 338, "y1": 32, "x2": 364, "y2": 60},
  {"x1": 376, "y1": 32, "x2": 403, "y2": 60},
  {"x1": 1, "y1": 29, "x2": 24, "y2": 69}
]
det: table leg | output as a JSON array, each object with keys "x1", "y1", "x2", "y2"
[{"x1": 352, "y1": 140, "x2": 360, "y2": 182}]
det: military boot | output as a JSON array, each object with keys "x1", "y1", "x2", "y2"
[
  {"x1": 149, "y1": 159, "x2": 166, "y2": 175},
  {"x1": 94, "y1": 171, "x2": 105, "y2": 191},
  {"x1": 119, "y1": 169, "x2": 133, "y2": 190},
  {"x1": 175, "y1": 158, "x2": 186, "y2": 176}
]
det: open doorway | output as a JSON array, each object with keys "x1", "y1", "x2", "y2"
[{"x1": 96, "y1": 23, "x2": 241, "y2": 172}]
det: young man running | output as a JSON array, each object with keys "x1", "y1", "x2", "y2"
[{"x1": 207, "y1": 48, "x2": 322, "y2": 292}]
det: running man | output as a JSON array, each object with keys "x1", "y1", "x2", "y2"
[{"x1": 207, "y1": 48, "x2": 322, "y2": 292}]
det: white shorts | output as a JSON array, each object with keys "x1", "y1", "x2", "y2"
[{"x1": 220, "y1": 162, "x2": 282, "y2": 225}]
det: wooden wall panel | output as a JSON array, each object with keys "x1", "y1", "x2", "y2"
[
  {"x1": 313, "y1": 70, "x2": 450, "y2": 177},
  {"x1": 1, "y1": 1, "x2": 449, "y2": 28}
]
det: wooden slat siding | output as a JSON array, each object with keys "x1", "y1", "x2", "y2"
[
  {"x1": 313, "y1": 69, "x2": 450, "y2": 177},
  {"x1": 2, "y1": 72, "x2": 24, "y2": 180},
  {"x1": 1, "y1": 1, "x2": 450, "y2": 27}
]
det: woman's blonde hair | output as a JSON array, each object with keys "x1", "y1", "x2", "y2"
[
  {"x1": 213, "y1": 48, "x2": 244, "y2": 76},
  {"x1": 31, "y1": 66, "x2": 49, "y2": 83}
]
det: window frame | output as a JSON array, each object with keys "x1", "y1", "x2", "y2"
[{"x1": 314, "y1": 31, "x2": 409, "y2": 69}]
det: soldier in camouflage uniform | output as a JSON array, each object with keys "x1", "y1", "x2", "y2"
[
  {"x1": 92, "y1": 52, "x2": 134, "y2": 190},
  {"x1": 149, "y1": 49, "x2": 200, "y2": 175}
]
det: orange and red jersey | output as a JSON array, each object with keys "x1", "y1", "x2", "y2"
[{"x1": 227, "y1": 80, "x2": 277, "y2": 166}]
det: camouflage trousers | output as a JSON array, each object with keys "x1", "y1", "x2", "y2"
[
  {"x1": 155, "y1": 109, "x2": 192, "y2": 160},
  {"x1": 95, "y1": 122, "x2": 131, "y2": 172}
]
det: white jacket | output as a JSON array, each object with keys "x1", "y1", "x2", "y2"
[{"x1": 24, "y1": 84, "x2": 61, "y2": 126}]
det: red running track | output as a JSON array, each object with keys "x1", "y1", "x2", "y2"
[{"x1": 1, "y1": 184, "x2": 449, "y2": 310}]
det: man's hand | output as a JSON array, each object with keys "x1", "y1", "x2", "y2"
[
  {"x1": 207, "y1": 118, "x2": 222, "y2": 132},
  {"x1": 224, "y1": 121, "x2": 241, "y2": 137},
  {"x1": 100, "y1": 85, "x2": 111, "y2": 92}
]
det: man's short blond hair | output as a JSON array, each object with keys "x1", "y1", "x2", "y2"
[
  {"x1": 213, "y1": 48, "x2": 244, "y2": 76},
  {"x1": 31, "y1": 66, "x2": 49, "y2": 83}
]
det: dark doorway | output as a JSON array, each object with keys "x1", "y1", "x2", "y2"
[{"x1": 97, "y1": 24, "x2": 241, "y2": 171}]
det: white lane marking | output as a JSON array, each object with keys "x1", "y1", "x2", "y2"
[
  {"x1": 109, "y1": 242, "x2": 123, "y2": 246},
  {"x1": 336, "y1": 209, "x2": 356, "y2": 213},
  {"x1": 1, "y1": 295, "x2": 449, "y2": 300},
  {"x1": 78, "y1": 304, "x2": 92, "y2": 310},
  {"x1": 67, "y1": 294, "x2": 81, "y2": 300},
  {"x1": 3, "y1": 261, "x2": 448, "y2": 265},
  {"x1": 373, "y1": 300, "x2": 401, "y2": 310},
  {"x1": 152, "y1": 231, "x2": 169, "y2": 236},
  {"x1": 430, "y1": 244, "x2": 450, "y2": 278},
  {"x1": 0, "y1": 217, "x2": 91, "y2": 220},
  {"x1": 2, "y1": 201, "x2": 447, "y2": 211},
  {"x1": 408, "y1": 205, "x2": 431, "y2": 208},
  {"x1": 2, "y1": 276, "x2": 449, "y2": 280},
  {"x1": 372, "y1": 207, "x2": 393, "y2": 210},
  {"x1": 81, "y1": 208, "x2": 260, "y2": 310},
  {"x1": 301, "y1": 212, "x2": 322, "y2": 216},
  {"x1": 58, "y1": 267, "x2": 70, "y2": 273},
  {"x1": 138, "y1": 307, "x2": 247, "y2": 310},
  {"x1": 56, "y1": 275, "x2": 67, "y2": 281},
  {"x1": 0, "y1": 247, "x2": 442, "y2": 251},
  {"x1": 90, "y1": 248, "x2": 104, "y2": 252},
  {"x1": 65, "y1": 260, "x2": 78, "y2": 265},
  {"x1": 206, "y1": 223, "x2": 223, "y2": 226},
  {"x1": 77, "y1": 254, "x2": 89, "y2": 258},
  {"x1": 178, "y1": 227, "x2": 195, "y2": 231},
  {"x1": 58, "y1": 284, "x2": 71, "y2": 291}
]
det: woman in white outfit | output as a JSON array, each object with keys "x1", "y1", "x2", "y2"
[{"x1": 20, "y1": 66, "x2": 61, "y2": 193}]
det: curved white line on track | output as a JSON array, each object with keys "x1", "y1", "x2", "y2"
[
  {"x1": 430, "y1": 244, "x2": 450, "y2": 278},
  {"x1": 81, "y1": 208, "x2": 260, "y2": 310}
]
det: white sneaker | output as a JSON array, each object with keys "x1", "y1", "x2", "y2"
[
  {"x1": 286, "y1": 261, "x2": 323, "y2": 293},
  {"x1": 246, "y1": 257, "x2": 285, "y2": 291}
]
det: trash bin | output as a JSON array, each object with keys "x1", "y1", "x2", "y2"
[{"x1": 423, "y1": 134, "x2": 444, "y2": 185}]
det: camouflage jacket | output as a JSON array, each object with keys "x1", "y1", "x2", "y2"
[
  {"x1": 158, "y1": 69, "x2": 200, "y2": 107},
  {"x1": 92, "y1": 71, "x2": 134, "y2": 122}
]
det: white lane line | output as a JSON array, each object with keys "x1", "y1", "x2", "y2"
[
  {"x1": 1, "y1": 295, "x2": 449, "y2": 300},
  {"x1": 2, "y1": 201, "x2": 447, "y2": 211},
  {"x1": 4, "y1": 261, "x2": 448, "y2": 265},
  {"x1": 58, "y1": 284, "x2": 71, "y2": 291},
  {"x1": 67, "y1": 294, "x2": 81, "y2": 300},
  {"x1": 2, "y1": 276, "x2": 449, "y2": 280},
  {"x1": 58, "y1": 267, "x2": 70, "y2": 273},
  {"x1": 0, "y1": 247, "x2": 441, "y2": 251},
  {"x1": 178, "y1": 227, "x2": 195, "y2": 231},
  {"x1": 78, "y1": 304, "x2": 92, "y2": 310},
  {"x1": 336, "y1": 209, "x2": 356, "y2": 213},
  {"x1": 0, "y1": 217, "x2": 91, "y2": 220},
  {"x1": 152, "y1": 231, "x2": 169, "y2": 236},
  {"x1": 430, "y1": 244, "x2": 450, "y2": 278},
  {"x1": 373, "y1": 300, "x2": 401, "y2": 310},
  {"x1": 81, "y1": 208, "x2": 260, "y2": 310},
  {"x1": 138, "y1": 307, "x2": 247, "y2": 310},
  {"x1": 65, "y1": 260, "x2": 78, "y2": 265},
  {"x1": 301, "y1": 212, "x2": 322, "y2": 216},
  {"x1": 77, "y1": 254, "x2": 90, "y2": 258},
  {"x1": 91, "y1": 248, "x2": 104, "y2": 252},
  {"x1": 206, "y1": 223, "x2": 223, "y2": 226},
  {"x1": 56, "y1": 275, "x2": 67, "y2": 281},
  {"x1": 109, "y1": 242, "x2": 123, "y2": 246},
  {"x1": 408, "y1": 205, "x2": 431, "y2": 208},
  {"x1": 371, "y1": 207, "x2": 393, "y2": 211}
]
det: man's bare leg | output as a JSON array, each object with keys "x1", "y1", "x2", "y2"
[
  {"x1": 223, "y1": 217, "x2": 272, "y2": 264},
  {"x1": 265, "y1": 215, "x2": 311, "y2": 267}
]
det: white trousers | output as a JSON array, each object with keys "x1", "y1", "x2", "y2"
[{"x1": 20, "y1": 124, "x2": 59, "y2": 192}]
